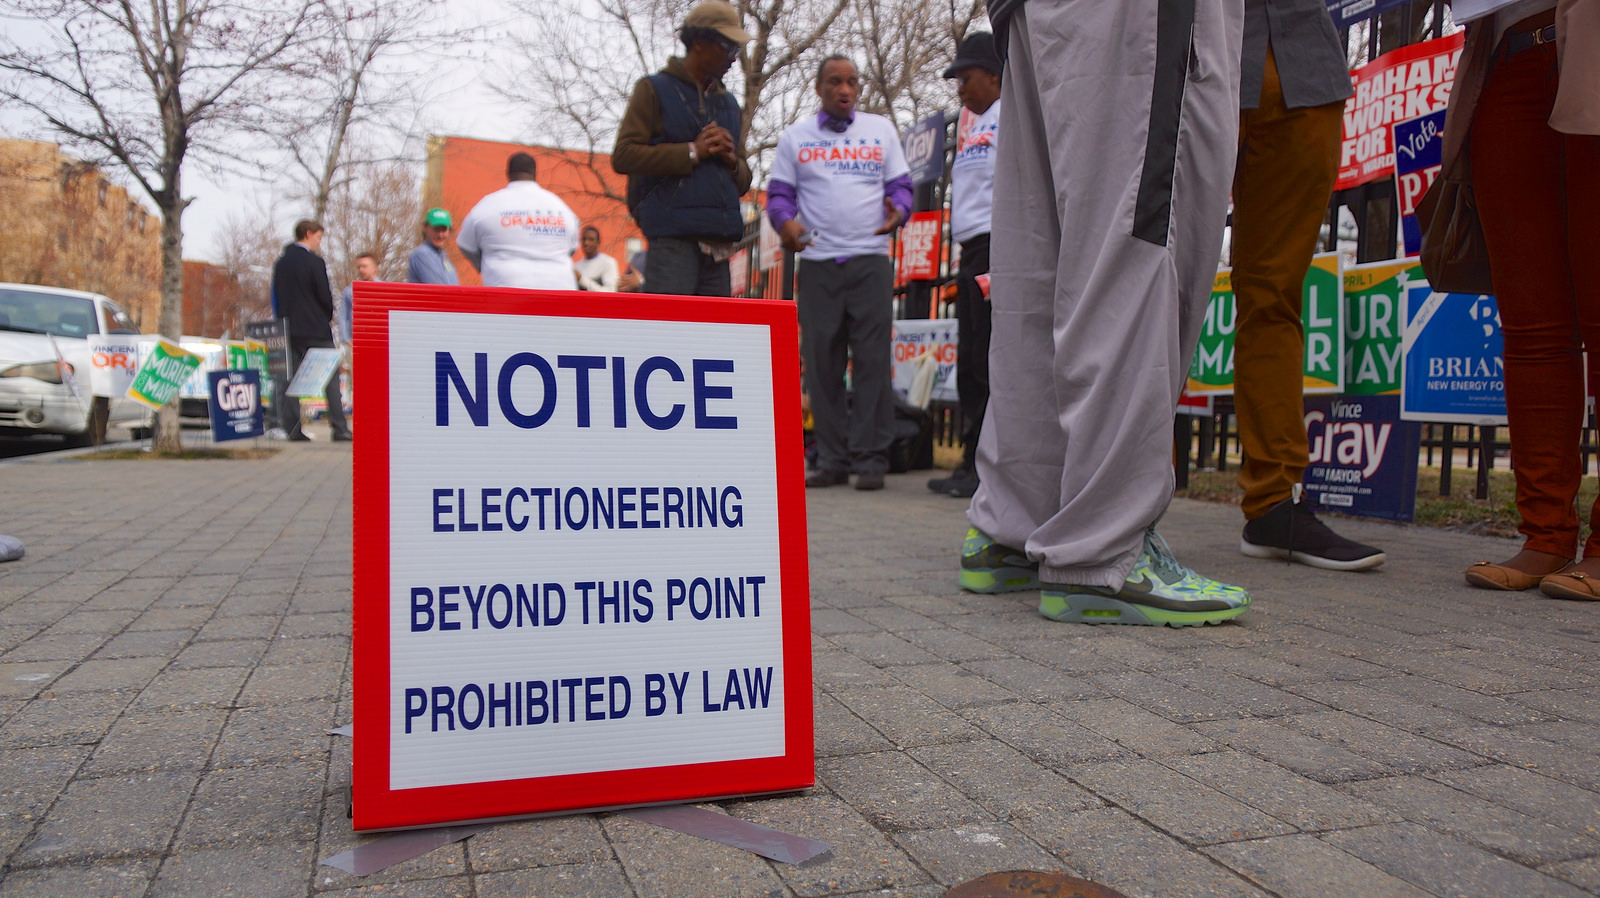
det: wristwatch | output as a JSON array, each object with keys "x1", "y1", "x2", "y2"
[{"x1": 688, "y1": 143, "x2": 699, "y2": 164}]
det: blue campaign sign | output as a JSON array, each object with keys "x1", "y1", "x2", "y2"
[
  {"x1": 1302, "y1": 394, "x2": 1421, "y2": 522},
  {"x1": 1393, "y1": 110, "x2": 1445, "y2": 256},
  {"x1": 208, "y1": 369, "x2": 264, "y2": 442},
  {"x1": 902, "y1": 111, "x2": 946, "y2": 187},
  {"x1": 1325, "y1": 0, "x2": 1413, "y2": 29},
  {"x1": 1401, "y1": 289, "x2": 1507, "y2": 424}
]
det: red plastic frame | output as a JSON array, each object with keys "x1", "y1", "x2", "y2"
[{"x1": 349, "y1": 283, "x2": 813, "y2": 831}]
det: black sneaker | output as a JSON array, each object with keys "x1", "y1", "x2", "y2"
[
  {"x1": 945, "y1": 471, "x2": 979, "y2": 498},
  {"x1": 854, "y1": 470, "x2": 885, "y2": 491},
  {"x1": 929, "y1": 464, "x2": 978, "y2": 497},
  {"x1": 806, "y1": 469, "x2": 849, "y2": 488},
  {"x1": 1241, "y1": 489, "x2": 1385, "y2": 571},
  {"x1": 928, "y1": 463, "x2": 971, "y2": 493}
]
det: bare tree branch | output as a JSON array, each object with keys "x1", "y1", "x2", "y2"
[{"x1": 0, "y1": 0, "x2": 326, "y2": 450}]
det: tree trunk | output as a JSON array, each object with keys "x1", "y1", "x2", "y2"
[{"x1": 152, "y1": 195, "x2": 186, "y2": 453}]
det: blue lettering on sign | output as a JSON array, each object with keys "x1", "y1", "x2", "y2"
[
  {"x1": 701, "y1": 667, "x2": 774, "y2": 712},
  {"x1": 434, "y1": 352, "x2": 738, "y2": 430},
  {"x1": 498, "y1": 353, "x2": 557, "y2": 427},
  {"x1": 410, "y1": 583, "x2": 568, "y2": 631},
  {"x1": 436, "y1": 352, "x2": 488, "y2": 426},
  {"x1": 430, "y1": 484, "x2": 745, "y2": 532},
  {"x1": 635, "y1": 357, "x2": 685, "y2": 429},
  {"x1": 408, "y1": 576, "x2": 761, "y2": 631},
  {"x1": 401, "y1": 668, "x2": 768, "y2": 734}
]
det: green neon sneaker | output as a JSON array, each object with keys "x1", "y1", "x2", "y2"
[
  {"x1": 1037, "y1": 530, "x2": 1250, "y2": 627},
  {"x1": 960, "y1": 527, "x2": 1040, "y2": 594}
]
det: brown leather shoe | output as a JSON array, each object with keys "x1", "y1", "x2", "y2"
[
  {"x1": 1464, "y1": 561, "x2": 1546, "y2": 591},
  {"x1": 1464, "y1": 549, "x2": 1571, "y2": 591},
  {"x1": 1540, "y1": 569, "x2": 1600, "y2": 601}
]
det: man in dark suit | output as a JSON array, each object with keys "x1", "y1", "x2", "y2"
[{"x1": 271, "y1": 219, "x2": 351, "y2": 442}]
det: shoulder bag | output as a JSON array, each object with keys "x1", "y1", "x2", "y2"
[{"x1": 1416, "y1": 147, "x2": 1494, "y2": 295}]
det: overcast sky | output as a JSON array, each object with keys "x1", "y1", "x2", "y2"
[{"x1": 181, "y1": 0, "x2": 519, "y2": 263}]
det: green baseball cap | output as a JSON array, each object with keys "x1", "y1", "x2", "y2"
[{"x1": 425, "y1": 208, "x2": 452, "y2": 228}]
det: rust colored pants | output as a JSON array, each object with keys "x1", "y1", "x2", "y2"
[
  {"x1": 1472, "y1": 38, "x2": 1600, "y2": 558},
  {"x1": 1231, "y1": 46, "x2": 1345, "y2": 520}
]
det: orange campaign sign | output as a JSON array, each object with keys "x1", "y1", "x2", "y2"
[{"x1": 1335, "y1": 32, "x2": 1464, "y2": 192}]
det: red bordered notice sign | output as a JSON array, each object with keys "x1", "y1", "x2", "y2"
[{"x1": 351, "y1": 283, "x2": 813, "y2": 831}]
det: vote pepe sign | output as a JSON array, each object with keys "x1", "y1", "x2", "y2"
[
  {"x1": 350, "y1": 282, "x2": 812, "y2": 831},
  {"x1": 1392, "y1": 110, "x2": 1445, "y2": 257},
  {"x1": 1186, "y1": 253, "x2": 1343, "y2": 395}
]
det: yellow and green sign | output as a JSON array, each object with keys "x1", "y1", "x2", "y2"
[
  {"x1": 126, "y1": 339, "x2": 202, "y2": 410},
  {"x1": 1342, "y1": 259, "x2": 1422, "y2": 396},
  {"x1": 1186, "y1": 253, "x2": 1344, "y2": 395},
  {"x1": 226, "y1": 339, "x2": 270, "y2": 378}
]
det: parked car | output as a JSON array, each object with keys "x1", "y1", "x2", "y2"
[{"x1": 0, "y1": 283, "x2": 150, "y2": 445}]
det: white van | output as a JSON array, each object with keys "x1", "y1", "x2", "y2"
[{"x1": 0, "y1": 283, "x2": 151, "y2": 445}]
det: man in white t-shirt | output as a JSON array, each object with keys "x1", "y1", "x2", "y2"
[
  {"x1": 573, "y1": 226, "x2": 620, "y2": 291},
  {"x1": 767, "y1": 55, "x2": 913, "y2": 492},
  {"x1": 456, "y1": 153, "x2": 581, "y2": 290},
  {"x1": 928, "y1": 31, "x2": 1001, "y2": 500}
]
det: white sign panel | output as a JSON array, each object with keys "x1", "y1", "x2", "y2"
[
  {"x1": 386, "y1": 311, "x2": 786, "y2": 790},
  {"x1": 891, "y1": 318, "x2": 959, "y2": 405},
  {"x1": 86, "y1": 335, "x2": 146, "y2": 398}
]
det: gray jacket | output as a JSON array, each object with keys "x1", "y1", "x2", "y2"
[{"x1": 1242, "y1": 0, "x2": 1353, "y2": 109}]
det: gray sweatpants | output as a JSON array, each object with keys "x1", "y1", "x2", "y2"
[
  {"x1": 968, "y1": 0, "x2": 1243, "y2": 587},
  {"x1": 798, "y1": 255, "x2": 895, "y2": 475}
]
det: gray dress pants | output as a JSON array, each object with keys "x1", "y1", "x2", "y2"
[
  {"x1": 798, "y1": 255, "x2": 895, "y2": 475},
  {"x1": 968, "y1": 0, "x2": 1243, "y2": 587}
]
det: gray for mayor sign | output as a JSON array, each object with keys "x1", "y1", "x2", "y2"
[{"x1": 902, "y1": 111, "x2": 946, "y2": 187}]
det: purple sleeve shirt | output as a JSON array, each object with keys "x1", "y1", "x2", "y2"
[
  {"x1": 884, "y1": 174, "x2": 913, "y2": 227},
  {"x1": 766, "y1": 179, "x2": 799, "y2": 230}
]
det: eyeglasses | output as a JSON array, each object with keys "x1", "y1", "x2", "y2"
[{"x1": 715, "y1": 36, "x2": 741, "y2": 61}]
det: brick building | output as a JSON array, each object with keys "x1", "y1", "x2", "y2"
[
  {"x1": 181, "y1": 260, "x2": 247, "y2": 339},
  {"x1": 0, "y1": 138, "x2": 162, "y2": 328}
]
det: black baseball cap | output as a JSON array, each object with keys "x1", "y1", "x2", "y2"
[{"x1": 943, "y1": 31, "x2": 1001, "y2": 79}]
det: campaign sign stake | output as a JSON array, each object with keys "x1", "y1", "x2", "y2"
[{"x1": 351, "y1": 283, "x2": 812, "y2": 831}]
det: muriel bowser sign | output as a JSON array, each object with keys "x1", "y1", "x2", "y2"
[{"x1": 351, "y1": 283, "x2": 812, "y2": 831}]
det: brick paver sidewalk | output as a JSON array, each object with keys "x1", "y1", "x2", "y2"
[{"x1": 1, "y1": 445, "x2": 1598, "y2": 896}]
